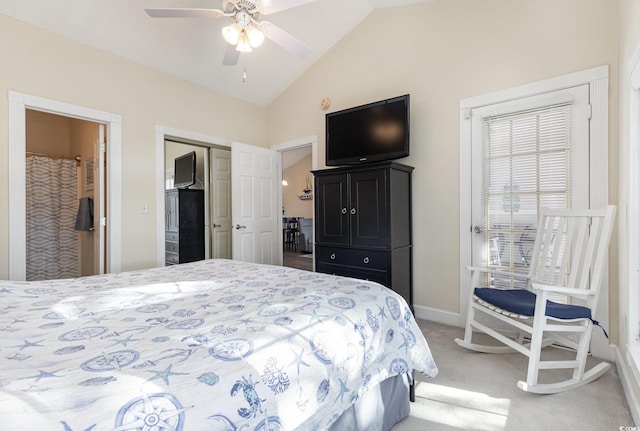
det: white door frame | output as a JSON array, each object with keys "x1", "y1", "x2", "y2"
[
  {"x1": 272, "y1": 135, "x2": 318, "y2": 264},
  {"x1": 459, "y1": 65, "x2": 611, "y2": 358},
  {"x1": 626, "y1": 39, "x2": 640, "y2": 375},
  {"x1": 95, "y1": 124, "x2": 106, "y2": 274},
  {"x1": 8, "y1": 90, "x2": 122, "y2": 279}
]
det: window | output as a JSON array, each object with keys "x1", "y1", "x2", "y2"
[{"x1": 480, "y1": 102, "x2": 574, "y2": 289}]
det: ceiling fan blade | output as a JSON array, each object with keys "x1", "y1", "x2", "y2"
[
  {"x1": 261, "y1": 21, "x2": 312, "y2": 59},
  {"x1": 222, "y1": 44, "x2": 240, "y2": 66},
  {"x1": 145, "y1": 8, "x2": 226, "y2": 19},
  {"x1": 256, "y1": 0, "x2": 316, "y2": 15}
]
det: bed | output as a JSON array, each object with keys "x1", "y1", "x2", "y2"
[{"x1": 0, "y1": 259, "x2": 437, "y2": 430}]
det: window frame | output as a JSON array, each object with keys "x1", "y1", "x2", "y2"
[{"x1": 627, "y1": 42, "x2": 640, "y2": 372}]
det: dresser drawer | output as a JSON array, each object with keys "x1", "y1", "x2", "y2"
[
  {"x1": 166, "y1": 231, "x2": 179, "y2": 242},
  {"x1": 315, "y1": 246, "x2": 388, "y2": 271},
  {"x1": 165, "y1": 241, "x2": 179, "y2": 253},
  {"x1": 165, "y1": 251, "x2": 179, "y2": 265},
  {"x1": 316, "y1": 262, "x2": 389, "y2": 287}
]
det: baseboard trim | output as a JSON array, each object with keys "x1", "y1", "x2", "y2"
[
  {"x1": 414, "y1": 304, "x2": 461, "y2": 327},
  {"x1": 615, "y1": 345, "x2": 640, "y2": 426}
]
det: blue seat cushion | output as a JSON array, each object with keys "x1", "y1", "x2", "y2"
[{"x1": 474, "y1": 288, "x2": 592, "y2": 320}]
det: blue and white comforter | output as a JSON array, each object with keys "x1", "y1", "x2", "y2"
[{"x1": 0, "y1": 259, "x2": 437, "y2": 430}]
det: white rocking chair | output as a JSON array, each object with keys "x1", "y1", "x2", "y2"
[{"x1": 455, "y1": 206, "x2": 616, "y2": 394}]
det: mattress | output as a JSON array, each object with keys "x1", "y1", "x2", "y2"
[{"x1": 0, "y1": 259, "x2": 437, "y2": 430}]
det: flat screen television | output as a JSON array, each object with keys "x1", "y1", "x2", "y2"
[
  {"x1": 325, "y1": 94, "x2": 410, "y2": 166},
  {"x1": 174, "y1": 151, "x2": 196, "y2": 189}
]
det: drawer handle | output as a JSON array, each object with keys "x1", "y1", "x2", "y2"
[
  {"x1": 330, "y1": 253, "x2": 336, "y2": 260},
  {"x1": 341, "y1": 208, "x2": 347, "y2": 214},
  {"x1": 363, "y1": 257, "x2": 370, "y2": 264},
  {"x1": 350, "y1": 208, "x2": 357, "y2": 215}
]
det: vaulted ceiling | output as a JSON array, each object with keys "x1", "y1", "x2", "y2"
[{"x1": 0, "y1": 0, "x2": 432, "y2": 106}]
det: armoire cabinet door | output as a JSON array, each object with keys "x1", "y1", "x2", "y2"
[
  {"x1": 315, "y1": 173, "x2": 349, "y2": 245},
  {"x1": 349, "y1": 169, "x2": 388, "y2": 248}
]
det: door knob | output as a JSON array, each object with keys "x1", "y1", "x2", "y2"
[
  {"x1": 213, "y1": 223, "x2": 221, "y2": 228},
  {"x1": 473, "y1": 225, "x2": 484, "y2": 234},
  {"x1": 234, "y1": 224, "x2": 246, "y2": 230}
]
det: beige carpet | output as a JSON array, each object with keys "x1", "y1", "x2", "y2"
[{"x1": 392, "y1": 320, "x2": 634, "y2": 431}]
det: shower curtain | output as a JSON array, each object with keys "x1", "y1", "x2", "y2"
[{"x1": 26, "y1": 155, "x2": 79, "y2": 280}]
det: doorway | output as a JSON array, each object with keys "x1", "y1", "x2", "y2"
[
  {"x1": 164, "y1": 139, "x2": 232, "y2": 263},
  {"x1": 25, "y1": 110, "x2": 103, "y2": 279},
  {"x1": 459, "y1": 66, "x2": 610, "y2": 358},
  {"x1": 9, "y1": 91, "x2": 122, "y2": 281},
  {"x1": 280, "y1": 143, "x2": 314, "y2": 271}
]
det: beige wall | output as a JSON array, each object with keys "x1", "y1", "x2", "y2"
[
  {"x1": 26, "y1": 110, "x2": 72, "y2": 156},
  {"x1": 0, "y1": 14, "x2": 268, "y2": 276},
  {"x1": 282, "y1": 154, "x2": 313, "y2": 219},
  {"x1": 267, "y1": 0, "x2": 618, "y2": 322}
]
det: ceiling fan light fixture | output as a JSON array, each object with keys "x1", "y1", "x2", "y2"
[
  {"x1": 235, "y1": 30, "x2": 253, "y2": 52},
  {"x1": 222, "y1": 23, "x2": 241, "y2": 45},
  {"x1": 146, "y1": 1, "x2": 314, "y2": 65},
  {"x1": 246, "y1": 25, "x2": 265, "y2": 47}
]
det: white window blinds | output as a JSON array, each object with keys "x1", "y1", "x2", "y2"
[{"x1": 481, "y1": 102, "x2": 573, "y2": 287}]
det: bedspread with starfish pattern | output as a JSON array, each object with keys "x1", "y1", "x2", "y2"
[{"x1": 0, "y1": 259, "x2": 437, "y2": 431}]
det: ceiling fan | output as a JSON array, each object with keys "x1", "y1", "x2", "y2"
[{"x1": 145, "y1": 0, "x2": 315, "y2": 66}]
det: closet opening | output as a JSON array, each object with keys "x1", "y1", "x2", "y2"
[{"x1": 164, "y1": 138, "x2": 232, "y2": 264}]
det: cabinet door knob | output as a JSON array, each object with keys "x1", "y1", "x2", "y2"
[
  {"x1": 363, "y1": 256, "x2": 370, "y2": 264},
  {"x1": 341, "y1": 208, "x2": 347, "y2": 214},
  {"x1": 330, "y1": 253, "x2": 336, "y2": 260},
  {"x1": 350, "y1": 208, "x2": 356, "y2": 215}
]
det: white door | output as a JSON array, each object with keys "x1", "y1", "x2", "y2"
[
  {"x1": 210, "y1": 148, "x2": 232, "y2": 259},
  {"x1": 231, "y1": 142, "x2": 280, "y2": 264},
  {"x1": 469, "y1": 85, "x2": 590, "y2": 282},
  {"x1": 94, "y1": 124, "x2": 106, "y2": 274}
]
